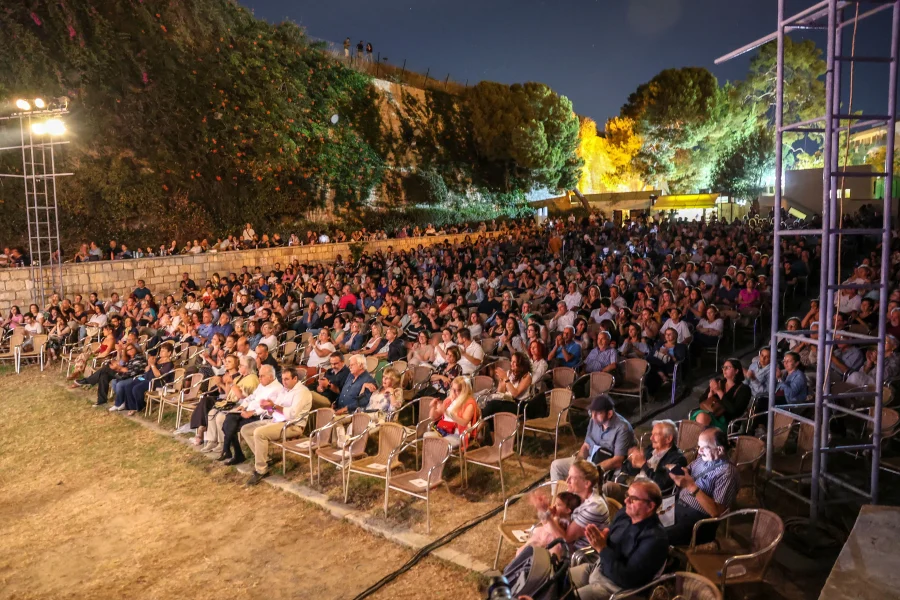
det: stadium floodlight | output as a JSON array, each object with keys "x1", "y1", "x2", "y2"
[
  {"x1": 31, "y1": 122, "x2": 47, "y2": 135},
  {"x1": 33, "y1": 98, "x2": 46, "y2": 109},
  {"x1": 45, "y1": 118, "x2": 66, "y2": 136},
  {"x1": 15, "y1": 99, "x2": 31, "y2": 111}
]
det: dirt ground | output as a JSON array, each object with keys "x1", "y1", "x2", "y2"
[{"x1": 0, "y1": 368, "x2": 482, "y2": 600}]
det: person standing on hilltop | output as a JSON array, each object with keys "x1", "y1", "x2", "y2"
[
  {"x1": 366, "y1": 42, "x2": 373, "y2": 62},
  {"x1": 344, "y1": 37, "x2": 351, "y2": 58},
  {"x1": 356, "y1": 40, "x2": 364, "y2": 60}
]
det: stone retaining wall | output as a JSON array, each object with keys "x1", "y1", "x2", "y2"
[{"x1": 0, "y1": 232, "x2": 497, "y2": 310}]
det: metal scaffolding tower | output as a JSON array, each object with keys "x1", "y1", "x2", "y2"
[
  {"x1": 0, "y1": 104, "x2": 71, "y2": 307},
  {"x1": 718, "y1": 0, "x2": 898, "y2": 520}
]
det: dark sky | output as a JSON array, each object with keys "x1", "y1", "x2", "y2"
[{"x1": 245, "y1": 0, "x2": 890, "y2": 129}]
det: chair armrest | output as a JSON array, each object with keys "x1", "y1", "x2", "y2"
[{"x1": 688, "y1": 509, "x2": 757, "y2": 548}]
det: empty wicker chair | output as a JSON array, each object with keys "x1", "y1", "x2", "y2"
[
  {"x1": 279, "y1": 341, "x2": 299, "y2": 366},
  {"x1": 384, "y1": 436, "x2": 452, "y2": 533},
  {"x1": 610, "y1": 358, "x2": 649, "y2": 418},
  {"x1": 344, "y1": 422, "x2": 407, "y2": 503},
  {"x1": 472, "y1": 375, "x2": 494, "y2": 395},
  {"x1": 571, "y1": 371, "x2": 615, "y2": 412},
  {"x1": 365, "y1": 355, "x2": 379, "y2": 373},
  {"x1": 317, "y1": 411, "x2": 371, "y2": 486},
  {"x1": 0, "y1": 332, "x2": 26, "y2": 370},
  {"x1": 403, "y1": 365, "x2": 434, "y2": 402},
  {"x1": 685, "y1": 509, "x2": 784, "y2": 595},
  {"x1": 519, "y1": 388, "x2": 575, "y2": 459},
  {"x1": 158, "y1": 372, "x2": 203, "y2": 426},
  {"x1": 461, "y1": 412, "x2": 525, "y2": 499},
  {"x1": 729, "y1": 435, "x2": 766, "y2": 499},
  {"x1": 547, "y1": 367, "x2": 576, "y2": 389}
]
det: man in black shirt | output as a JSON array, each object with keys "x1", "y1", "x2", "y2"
[
  {"x1": 311, "y1": 352, "x2": 350, "y2": 409},
  {"x1": 570, "y1": 480, "x2": 669, "y2": 597},
  {"x1": 255, "y1": 343, "x2": 281, "y2": 382}
]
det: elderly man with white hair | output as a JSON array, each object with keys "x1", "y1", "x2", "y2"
[
  {"x1": 217, "y1": 364, "x2": 283, "y2": 465},
  {"x1": 602, "y1": 419, "x2": 687, "y2": 502},
  {"x1": 334, "y1": 353, "x2": 376, "y2": 415},
  {"x1": 666, "y1": 428, "x2": 739, "y2": 546}
]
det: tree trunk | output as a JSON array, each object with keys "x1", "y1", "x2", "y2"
[{"x1": 571, "y1": 187, "x2": 590, "y2": 211}]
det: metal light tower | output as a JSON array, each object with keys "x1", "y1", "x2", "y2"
[
  {"x1": 0, "y1": 97, "x2": 71, "y2": 306},
  {"x1": 718, "y1": 0, "x2": 898, "y2": 520}
]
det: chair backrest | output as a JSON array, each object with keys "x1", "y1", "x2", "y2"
[
  {"x1": 411, "y1": 365, "x2": 433, "y2": 387},
  {"x1": 493, "y1": 413, "x2": 519, "y2": 458},
  {"x1": 797, "y1": 422, "x2": 815, "y2": 453},
  {"x1": 348, "y1": 412, "x2": 371, "y2": 455},
  {"x1": 473, "y1": 375, "x2": 494, "y2": 394},
  {"x1": 391, "y1": 360, "x2": 408, "y2": 376},
  {"x1": 747, "y1": 509, "x2": 784, "y2": 573},
  {"x1": 547, "y1": 388, "x2": 573, "y2": 426},
  {"x1": 418, "y1": 436, "x2": 452, "y2": 481},
  {"x1": 551, "y1": 367, "x2": 576, "y2": 388},
  {"x1": 493, "y1": 357, "x2": 512, "y2": 374},
  {"x1": 8, "y1": 332, "x2": 25, "y2": 349},
  {"x1": 312, "y1": 408, "x2": 336, "y2": 446},
  {"x1": 730, "y1": 435, "x2": 766, "y2": 467},
  {"x1": 281, "y1": 341, "x2": 298, "y2": 362},
  {"x1": 283, "y1": 330, "x2": 297, "y2": 343},
  {"x1": 300, "y1": 331, "x2": 313, "y2": 346},
  {"x1": 771, "y1": 411, "x2": 795, "y2": 453},
  {"x1": 606, "y1": 497, "x2": 622, "y2": 521},
  {"x1": 365, "y1": 356, "x2": 379, "y2": 373},
  {"x1": 182, "y1": 373, "x2": 204, "y2": 400},
  {"x1": 847, "y1": 323, "x2": 870, "y2": 335},
  {"x1": 676, "y1": 419, "x2": 704, "y2": 452},
  {"x1": 622, "y1": 358, "x2": 649, "y2": 385},
  {"x1": 376, "y1": 422, "x2": 407, "y2": 461},
  {"x1": 589, "y1": 371, "x2": 615, "y2": 395},
  {"x1": 481, "y1": 337, "x2": 498, "y2": 355},
  {"x1": 867, "y1": 406, "x2": 900, "y2": 435},
  {"x1": 29, "y1": 334, "x2": 48, "y2": 351},
  {"x1": 170, "y1": 368, "x2": 187, "y2": 391}
]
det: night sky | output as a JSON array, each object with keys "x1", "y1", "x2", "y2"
[{"x1": 245, "y1": 0, "x2": 891, "y2": 129}]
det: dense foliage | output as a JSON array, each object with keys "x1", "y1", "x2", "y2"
[{"x1": 0, "y1": 0, "x2": 579, "y2": 248}]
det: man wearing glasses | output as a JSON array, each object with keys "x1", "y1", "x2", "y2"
[
  {"x1": 666, "y1": 427, "x2": 739, "y2": 546},
  {"x1": 569, "y1": 480, "x2": 668, "y2": 599}
]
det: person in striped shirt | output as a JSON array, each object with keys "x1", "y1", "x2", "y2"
[{"x1": 665, "y1": 427, "x2": 739, "y2": 546}]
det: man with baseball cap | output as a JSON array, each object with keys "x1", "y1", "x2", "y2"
[{"x1": 550, "y1": 394, "x2": 635, "y2": 495}]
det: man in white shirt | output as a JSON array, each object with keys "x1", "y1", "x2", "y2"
[
  {"x1": 549, "y1": 301, "x2": 576, "y2": 333},
  {"x1": 241, "y1": 367, "x2": 312, "y2": 485},
  {"x1": 456, "y1": 328, "x2": 484, "y2": 375},
  {"x1": 564, "y1": 282, "x2": 583, "y2": 311},
  {"x1": 661, "y1": 307, "x2": 693, "y2": 345},
  {"x1": 218, "y1": 364, "x2": 283, "y2": 465}
]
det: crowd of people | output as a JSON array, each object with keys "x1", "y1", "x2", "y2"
[
  {"x1": 0, "y1": 219, "x2": 473, "y2": 267},
  {"x1": 2, "y1": 205, "x2": 898, "y2": 598}
]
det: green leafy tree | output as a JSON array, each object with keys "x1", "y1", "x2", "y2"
[
  {"x1": 711, "y1": 127, "x2": 775, "y2": 200},
  {"x1": 740, "y1": 37, "x2": 826, "y2": 148},
  {"x1": 466, "y1": 81, "x2": 581, "y2": 192},
  {"x1": 621, "y1": 67, "x2": 721, "y2": 189}
]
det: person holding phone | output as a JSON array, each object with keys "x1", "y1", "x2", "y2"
[{"x1": 666, "y1": 428, "x2": 739, "y2": 546}]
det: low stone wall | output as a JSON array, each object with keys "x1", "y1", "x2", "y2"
[{"x1": 0, "y1": 232, "x2": 497, "y2": 310}]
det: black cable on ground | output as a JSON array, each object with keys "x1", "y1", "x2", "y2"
[{"x1": 352, "y1": 474, "x2": 549, "y2": 600}]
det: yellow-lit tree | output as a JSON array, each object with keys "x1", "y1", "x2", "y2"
[{"x1": 575, "y1": 116, "x2": 644, "y2": 193}]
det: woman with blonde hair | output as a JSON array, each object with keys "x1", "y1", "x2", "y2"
[
  {"x1": 367, "y1": 367, "x2": 404, "y2": 417},
  {"x1": 426, "y1": 376, "x2": 479, "y2": 448}
]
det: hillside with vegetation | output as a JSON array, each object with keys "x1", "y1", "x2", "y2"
[{"x1": 0, "y1": 0, "x2": 581, "y2": 247}]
